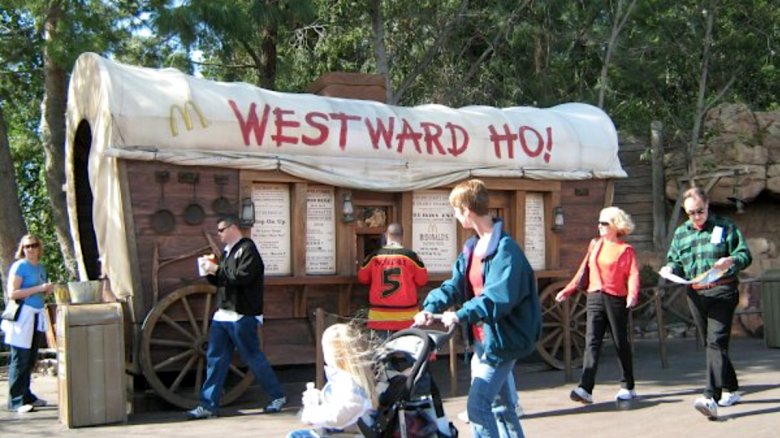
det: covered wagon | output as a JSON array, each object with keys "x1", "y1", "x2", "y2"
[{"x1": 64, "y1": 52, "x2": 625, "y2": 408}]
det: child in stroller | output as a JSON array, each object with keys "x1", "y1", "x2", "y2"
[
  {"x1": 358, "y1": 318, "x2": 458, "y2": 438},
  {"x1": 288, "y1": 320, "x2": 458, "y2": 438}
]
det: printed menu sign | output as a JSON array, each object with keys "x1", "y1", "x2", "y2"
[
  {"x1": 251, "y1": 183, "x2": 291, "y2": 275},
  {"x1": 306, "y1": 186, "x2": 336, "y2": 274},
  {"x1": 524, "y1": 193, "x2": 546, "y2": 270},
  {"x1": 412, "y1": 191, "x2": 458, "y2": 273}
]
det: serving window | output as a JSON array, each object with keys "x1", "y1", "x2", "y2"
[{"x1": 240, "y1": 172, "x2": 562, "y2": 279}]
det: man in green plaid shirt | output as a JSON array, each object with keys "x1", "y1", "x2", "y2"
[{"x1": 661, "y1": 187, "x2": 752, "y2": 421}]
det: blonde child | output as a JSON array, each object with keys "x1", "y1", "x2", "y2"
[{"x1": 287, "y1": 323, "x2": 377, "y2": 437}]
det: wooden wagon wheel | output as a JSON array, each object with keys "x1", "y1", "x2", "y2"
[
  {"x1": 536, "y1": 280, "x2": 587, "y2": 370},
  {"x1": 140, "y1": 284, "x2": 254, "y2": 408}
]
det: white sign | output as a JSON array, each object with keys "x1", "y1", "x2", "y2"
[
  {"x1": 251, "y1": 183, "x2": 291, "y2": 275},
  {"x1": 412, "y1": 191, "x2": 458, "y2": 273},
  {"x1": 306, "y1": 186, "x2": 336, "y2": 274},
  {"x1": 524, "y1": 193, "x2": 546, "y2": 270}
]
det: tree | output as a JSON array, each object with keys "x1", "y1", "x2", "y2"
[
  {"x1": 2, "y1": 0, "x2": 141, "y2": 282},
  {"x1": 0, "y1": 106, "x2": 27, "y2": 298},
  {"x1": 149, "y1": 0, "x2": 315, "y2": 89}
]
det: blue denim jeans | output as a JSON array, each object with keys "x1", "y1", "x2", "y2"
[
  {"x1": 7, "y1": 324, "x2": 42, "y2": 410},
  {"x1": 286, "y1": 429, "x2": 321, "y2": 438},
  {"x1": 468, "y1": 341, "x2": 524, "y2": 438},
  {"x1": 200, "y1": 316, "x2": 284, "y2": 412}
]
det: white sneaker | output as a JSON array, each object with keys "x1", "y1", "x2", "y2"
[
  {"x1": 570, "y1": 387, "x2": 593, "y2": 404},
  {"x1": 693, "y1": 397, "x2": 718, "y2": 420},
  {"x1": 516, "y1": 403, "x2": 524, "y2": 418},
  {"x1": 718, "y1": 392, "x2": 741, "y2": 407},
  {"x1": 16, "y1": 404, "x2": 34, "y2": 414},
  {"x1": 615, "y1": 388, "x2": 637, "y2": 401}
]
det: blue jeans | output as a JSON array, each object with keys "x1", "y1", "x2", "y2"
[
  {"x1": 286, "y1": 430, "x2": 321, "y2": 438},
  {"x1": 7, "y1": 324, "x2": 42, "y2": 410},
  {"x1": 468, "y1": 341, "x2": 524, "y2": 438},
  {"x1": 200, "y1": 316, "x2": 284, "y2": 412}
]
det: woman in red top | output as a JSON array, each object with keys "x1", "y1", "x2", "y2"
[{"x1": 556, "y1": 206, "x2": 640, "y2": 404}]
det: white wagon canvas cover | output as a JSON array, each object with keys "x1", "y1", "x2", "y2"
[{"x1": 65, "y1": 52, "x2": 624, "y2": 297}]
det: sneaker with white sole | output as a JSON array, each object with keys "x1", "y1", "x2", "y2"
[
  {"x1": 16, "y1": 404, "x2": 34, "y2": 414},
  {"x1": 615, "y1": 388, "x2": 637, "y2": 401},
  {"x1": 264, "y1": 396, "x2": 287, "y2": 413},
  {"x1": 570, "y1": 387, "x2": 593, "y2": 404},
  {"x1": 185, "y1": 405, "x2": 215, "y2": 420},
  {"x1": 693, "y1": 397, "x2": 718, "y2": 420},
  {"x1": 718, "y1": 392, "x2": 741, "y2": 407},
  {"x1": 30, "y1": 399, "x2": 48, "y2": 408}
]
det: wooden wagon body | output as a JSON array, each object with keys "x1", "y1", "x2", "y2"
[{"x1": 64, "y1": 53, "x2": 624, "y2": 408}]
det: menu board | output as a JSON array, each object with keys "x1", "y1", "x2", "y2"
[
  {"x1": 250, "y1": 183, "x2": 291, "y2": 275},
  {"x1": 412, "y1": 191, "x2": 458, "y2": 273},
  {"x1": 305, "y1": 186, "x2": 336, "y2": 274},
  {"x1": 524, "y1": 193, "x2": 546, "y2": 270}
]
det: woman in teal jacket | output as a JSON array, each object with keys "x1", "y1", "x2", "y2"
[{"x1": 414, "y1": 179, "x2": 541, "y2": 438}]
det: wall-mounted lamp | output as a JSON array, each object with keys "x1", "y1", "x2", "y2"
[
  {"x1": 552, "y1": 206, "x2": 565, "y2": 232},
  {"x1": 342, "y1": 192, "x2": 355, "y2": 223},
  {"x1": 239, "y1": 197, "x2": 256, "y2": 228}
]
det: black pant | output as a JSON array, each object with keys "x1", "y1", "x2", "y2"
[
  {"x1": 580, "y1": 291, "x2": 634, "y2": 393},
  {"x1": 686, "y1": 285, "x2": 739, "y2": 401}
]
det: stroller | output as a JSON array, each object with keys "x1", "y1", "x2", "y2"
[{"x1": 358, "y1": 319, "x2": 459, "y2": 438}]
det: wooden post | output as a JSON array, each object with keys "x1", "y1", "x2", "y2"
[
  {"x1": 315, "y1": 307, "x2": 326, "y2": 388},
  {"x1": 653, "y1": 286, "x2": 669, "y2": 368},
  {"x1": 449, "y1": 331, "x2": 457, "y2": 397},
  {"x1": 562, "y1": 300, "x2": 573, "y2": 382},
  {"x1": 651, "y1": 121, "x2": 667, "y2": 251}
]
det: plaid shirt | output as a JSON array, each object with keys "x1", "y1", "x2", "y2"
[{"x1": 666, "y1": 214, "x2": 752, "y2": 280}]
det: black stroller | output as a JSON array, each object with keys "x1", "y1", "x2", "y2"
[{"x1": 358, "y1": 319, "x2": 459, "y2": 438}]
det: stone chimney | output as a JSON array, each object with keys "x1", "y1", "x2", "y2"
[{"x1": 307, "y1": 72, "x2": 387, "y2": 103}]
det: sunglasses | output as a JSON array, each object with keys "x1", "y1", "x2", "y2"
[
  {"x1": 217, "y1": 225, "x2": 230, "y2": 233},
  {"x1": 597, "y1": 221, "x2": 611, "y2": 227},
  {"x1": 686, "y1": 207, "x2": 706, "y2": 217},
  {"x1": 23, "y1": 243, "x2": 40, "y2": 249}
]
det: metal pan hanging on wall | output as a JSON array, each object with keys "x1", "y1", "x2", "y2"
[
  {"x1": 151, "y1": 171, "x2": 176, "y2": 233},
  {"x1": 180, "y1": 171, "x2": 205, "y2": 225},
  {"x1": 212, "y1": 174, "x2": 233, "y2": 215}
]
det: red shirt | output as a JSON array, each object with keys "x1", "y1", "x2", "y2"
[
  {"x1": 357, "y1": 244, "x2": 428, "y2": 330},
  {"x1": 468, "y1": 252, "x2": 485, "y2": 342},
  {"x1": 560, "y1": 238, "x2": 640, "y2": 303}
]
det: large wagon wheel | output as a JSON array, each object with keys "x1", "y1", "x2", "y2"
[
  {"x1": 140, "y1": 284, "x2": 254, "y2": 408},
  {"x1": 536, "y1": 280, "x2": 587, "y2": 370}
]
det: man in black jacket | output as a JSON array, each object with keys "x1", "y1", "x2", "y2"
[{"x1": 186, "y1": 215, "x2": 286, "y2": 419}]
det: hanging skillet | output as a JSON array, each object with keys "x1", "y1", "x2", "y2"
[
  {"x1": 180, "y1": 171, "x2": 205, "y2": 225},
  {"x1": 212, "y1": 174, "x2": 233, "y2": 215},
  {"x1": 151, "y1": 171, "x2": 176, "y2": 233}
]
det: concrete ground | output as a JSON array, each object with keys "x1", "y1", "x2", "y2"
[{"x1": 1, "y1": 336, "x2": 779, "y2": 437}]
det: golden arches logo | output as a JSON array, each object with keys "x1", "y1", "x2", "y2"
[{"x1": 169, "y1": 100, "x2": 209, "y2": 137}]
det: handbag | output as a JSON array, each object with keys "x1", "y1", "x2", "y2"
[{"x1": 1, "y1": 299, "x2": 22, "y2": 322}]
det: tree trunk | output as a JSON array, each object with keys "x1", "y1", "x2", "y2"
[
  {"x1": 597, "y1": 0, "x2": 637, "y2": 109},
  {"x1": 259, "y1": 0, "x2": 279, "y2": 90},
  {"x1": 0, "y1": 105, "x2": 28, "y2": 298},
  {"x1": 368, "y1": 0, "x2": 393, "y2": 103},
  {"x1": 41, "y1": 3, "x2": 77, "y2": 278},
  {"x1": 688, "y1": 0, "x2": 716, "y2": 182}
]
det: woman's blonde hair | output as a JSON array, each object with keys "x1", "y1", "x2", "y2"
[
  {"x1": 321, "y1": 323, "x2": 378, "y2": 407},
  {"x1": 14, "y1": 234, "x2": 44, "y2": 259},
  {"x1": 449, "y1": 179, "x2": 490, "y2": 215},
  {"x1": 600, "y1": 207, "x2": 634, "y2": 237}
]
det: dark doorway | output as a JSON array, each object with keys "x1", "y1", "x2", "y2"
[{"x1": 73, "y1": 120, "x2": 100, "y2": 279}]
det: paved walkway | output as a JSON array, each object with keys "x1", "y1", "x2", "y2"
[{"x1": 2, "y1": 337, "x2": 779, "y2": 437}]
